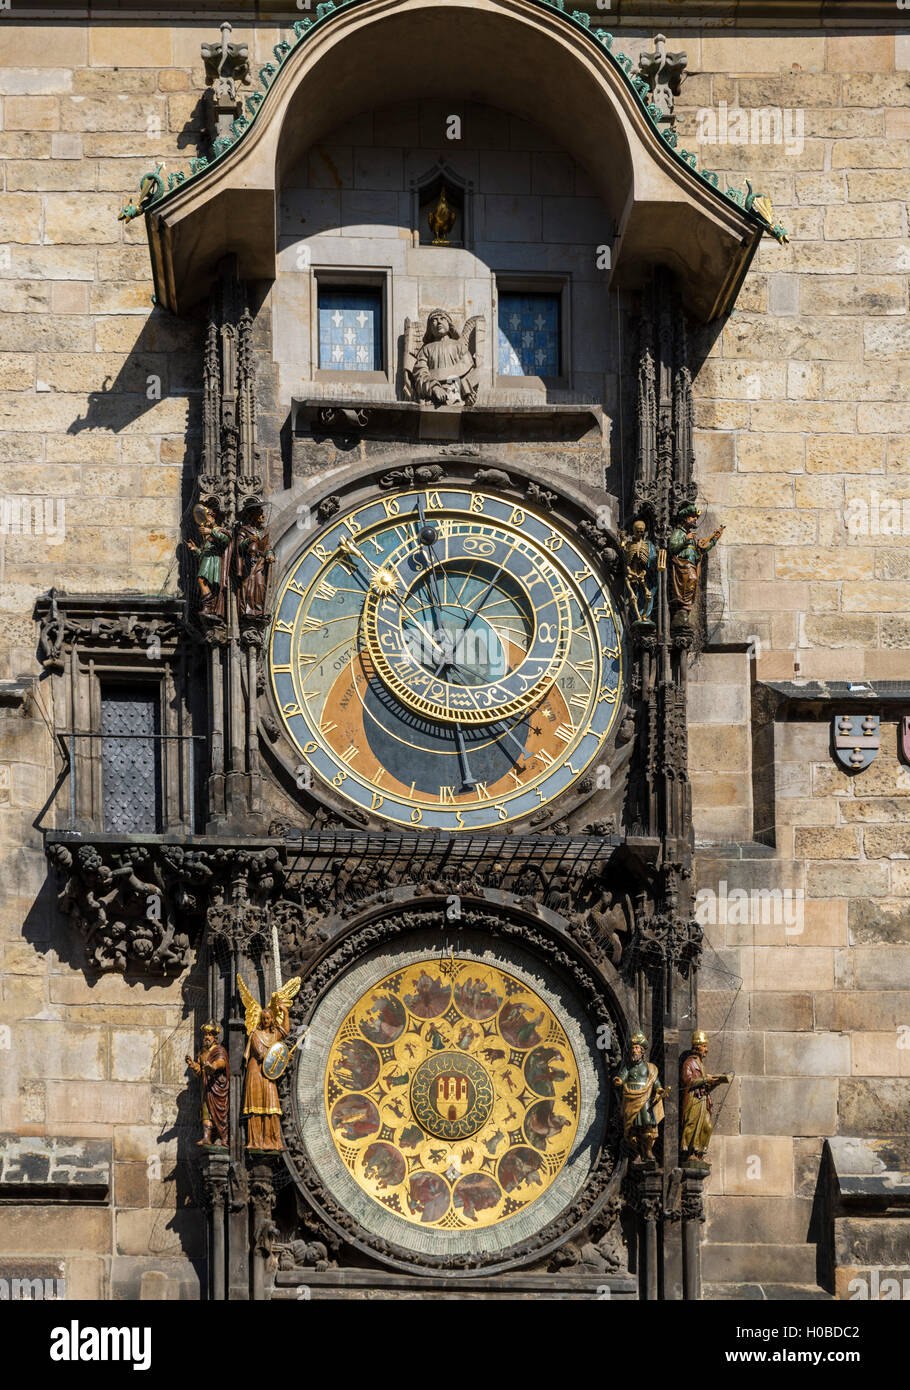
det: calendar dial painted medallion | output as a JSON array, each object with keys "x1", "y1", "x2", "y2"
[
  {"x1": 268, "y1": 485, "x2": 623, "y2": 831},
  {"x1": 324, "y1": 958, "x2": 580, "y2": 1230}
]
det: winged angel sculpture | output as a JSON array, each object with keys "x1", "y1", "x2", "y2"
[
  {"x1": 404, "y1": 309, "x2": 484, "y2": 407},
  {"x1": 237, "y1": 974, "x2": 301, "y2": 1151}
]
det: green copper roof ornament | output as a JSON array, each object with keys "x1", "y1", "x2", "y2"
[{"x1": 118, "y1": 163, "x2": 165, "y2": 222}]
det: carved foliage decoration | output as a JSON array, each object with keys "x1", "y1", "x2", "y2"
[
  {"x1": 35, "y1": 589, "x2": 181, "y2": 674},
  {"x1": 47, "y1": 840, "x2": 285, "y2": 977},
  {"x1": 48, "y1": 842, "x2": 196, "y2": 976}
]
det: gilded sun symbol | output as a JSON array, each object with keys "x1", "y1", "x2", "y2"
[{"x1": 371, "y1": 567, "x2": 397, "y2": 595}]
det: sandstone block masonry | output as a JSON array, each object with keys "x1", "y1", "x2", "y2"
[{"x1": 0, "y1": 16, "x2": 906, "y2": 1298}]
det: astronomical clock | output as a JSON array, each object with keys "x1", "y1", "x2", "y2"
[
  {"x1": 266, "y1": 467, "x2": 626, "y2": 833},
  {"x1": 253, "y1": 458, "x2": 637, "y2": 1277}
]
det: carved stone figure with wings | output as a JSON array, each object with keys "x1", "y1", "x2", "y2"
[
  {"x1": 403, "y1": 309, "x2": 485, "y2": 407},
  {"x1": 237, "y1": 974, "x2": 301, "y2": 1151}
]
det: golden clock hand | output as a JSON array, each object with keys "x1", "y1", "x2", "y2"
[
  {"x1": 340, "y1": 538, "x2": 446, "y2": 659},
  {"x1": 416, "y1": 498, "x2": 446, "y2": 632}
]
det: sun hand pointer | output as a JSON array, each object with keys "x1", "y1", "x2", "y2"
[{"x1": 339, "y1": 537, "x2": 446, "y2": 660}]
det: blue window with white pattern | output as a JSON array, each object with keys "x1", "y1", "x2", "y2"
[
  {"x1": 497, "y1": 291, "x2": 561, "y2": 378},
  {"x1": 318, "y1": 288, "x2": 383, "y2": 371}
]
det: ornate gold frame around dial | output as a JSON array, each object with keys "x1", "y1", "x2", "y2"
[{"x1": 359, "y1": 517, "x2": 572, "y2": 727}]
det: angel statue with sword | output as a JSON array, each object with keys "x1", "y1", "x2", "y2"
[{"x1": 237, "y1": 974, "x2": 301, "y2": 1151}]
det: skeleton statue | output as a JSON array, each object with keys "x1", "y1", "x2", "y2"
[{"x1": 620, "y1": 519, "x2": 659, "y2": 630}]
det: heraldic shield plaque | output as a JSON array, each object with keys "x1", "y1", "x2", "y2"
[
  {"x1": 290, "y1": 930, "x2": 612, "y2": 1265},
  {"x1": 832, "y1": 713, "x2": 881, "y2": 771}
]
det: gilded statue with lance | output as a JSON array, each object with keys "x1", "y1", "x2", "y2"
[
  {"x1": 237, "y1": 974, "x2": 301, "y2": 1151},
  {"x1": 679, "y1": 1030, "x2": 731, "y2": 1164},
  {"x1": 612, "y1": 1031, "x2": 668, "y2": 1163},
  {"x1": 185, "y1": 1020, "x2": 230, "y2": 1147}
]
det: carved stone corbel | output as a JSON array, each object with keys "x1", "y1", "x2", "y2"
[
  {"x1": 636, "y1": 34, "x2": 688, "y2": 123},
  {"x1": 47, "y1": 840, "x2": 196, "y2": 977}
]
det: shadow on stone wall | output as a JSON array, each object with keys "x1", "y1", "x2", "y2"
[{"x1": 66, "y1": 306, "x2": 204, "y2": 441}]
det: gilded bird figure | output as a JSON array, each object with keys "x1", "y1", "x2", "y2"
[{"x1": 428, "y1": 185, "x2": 456, "y2": 245}]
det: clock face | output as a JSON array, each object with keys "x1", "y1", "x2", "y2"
[
  {"x1": 323, "y1": 959, "x2": 580, "y2": 1231},
  {"x1": 268, "y1": 484, "x2": 623, "y2": 831}
]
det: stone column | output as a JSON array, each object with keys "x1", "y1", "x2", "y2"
[
  {"x1": 201, "y1": 1151, "x2": 231, "y2": 1301},
  {"x1": 249, "y1": 1157, "x2": 280, "y2": 1302},
  {"x1": 681, "y1": 1161, "x2": 709, "y2": 1300},
  {"x1": 629, "y1": 1164, "x2": 665, "y2": 1300}
]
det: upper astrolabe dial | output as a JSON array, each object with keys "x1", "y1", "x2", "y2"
[
  {"x1": 361, "y1": 516, "x2": 571, "y2": 726},
  {"x1": 268, "y1": 484, "x2": 624, "y2": 832}
]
